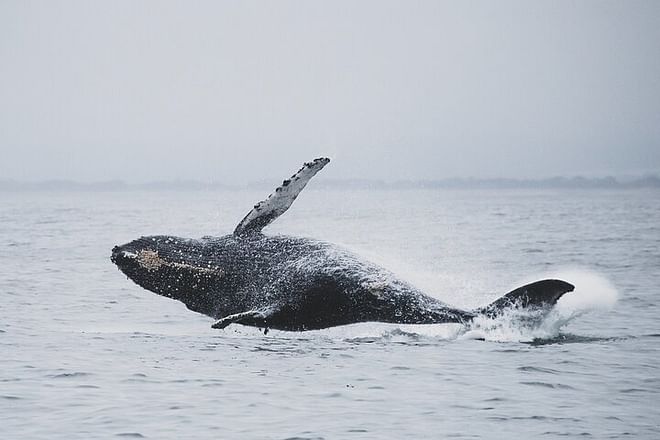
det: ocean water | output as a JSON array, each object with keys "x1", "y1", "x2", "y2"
[{"x1": 1, "y1": 188, "x2": 659, "y2": 439}]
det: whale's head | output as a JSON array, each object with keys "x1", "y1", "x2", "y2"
[{"x1": 111, "y1": 235, "x2": 225, "y2": 314}]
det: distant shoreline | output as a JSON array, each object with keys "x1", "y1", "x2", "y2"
[{"x1": 1, "y1": 176, "x2": 659, "y2": 191}]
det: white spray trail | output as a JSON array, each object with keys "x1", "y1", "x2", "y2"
[
  {"x1": 552, "y1": 268, "x2": 618, "y2": 314},
  {"x1": 462, "y1": 268, "x2": 619, "y2": 342}
]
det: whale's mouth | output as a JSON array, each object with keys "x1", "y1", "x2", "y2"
[
  {"x1": 111, "y1": 245, "x2": 159, "y2": 271},
  {"x1": 110, "y1": 245, "x2": 140, "y2": 269}
]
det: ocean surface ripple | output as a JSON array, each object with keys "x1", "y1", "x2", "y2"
[{"x1": 1, "y1": 189, "x2": 659, "y2": 439}]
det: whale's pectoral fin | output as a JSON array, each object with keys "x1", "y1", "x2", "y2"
[
  {"x1": 211, "y1": 308, "x2": 274, "y2": 330},
  {"x1": 476, "y1": 279, "x2": 574, "y2": 318},
  {"x1": 233, "y1": 157, "x2": 330, "y2": 236}
]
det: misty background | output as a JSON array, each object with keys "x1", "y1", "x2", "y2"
[{"x1": 1, "y1": 1, "x2": 659, "y2": 184}]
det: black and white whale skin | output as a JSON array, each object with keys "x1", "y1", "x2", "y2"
[{"x1": 111, "y1": 158, "x2": 574, "y2": 332}]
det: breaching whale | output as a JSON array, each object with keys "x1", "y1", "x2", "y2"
[{"x1": 111, "y1": 158, "x2": 574, "y2": 333}]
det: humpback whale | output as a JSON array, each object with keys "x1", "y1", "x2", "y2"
[{"x1": 111, "y1": 158, "x2": 574, "y2": 333}]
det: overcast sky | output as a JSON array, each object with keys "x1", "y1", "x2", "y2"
[{"x1": 1, "y1": 1, "x2": 658, "y2": 183}]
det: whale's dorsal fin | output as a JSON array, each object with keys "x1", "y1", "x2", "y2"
[{"x1": 233, "y1": 157, "x2": 330, "y2": 236}]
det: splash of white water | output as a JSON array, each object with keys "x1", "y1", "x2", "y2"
[
  {"x1": 461, "y1": 268, "x2": 618, "y2": 342},
  {"x1": 552, "y1": 268, "x2": 619, "y2": 313}
]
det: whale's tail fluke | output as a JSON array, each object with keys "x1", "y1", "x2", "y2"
[{"x1": 475, "y1": 279, "x2": 574, "y2": 318}]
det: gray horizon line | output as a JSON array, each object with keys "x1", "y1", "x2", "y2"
[{"x1": 1, "y1": 174, "x2": 660, "y2": 191}]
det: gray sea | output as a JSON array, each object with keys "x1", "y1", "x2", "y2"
[{"x1": 1, "y1": 188, "x2": 659, "y2": 439}]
